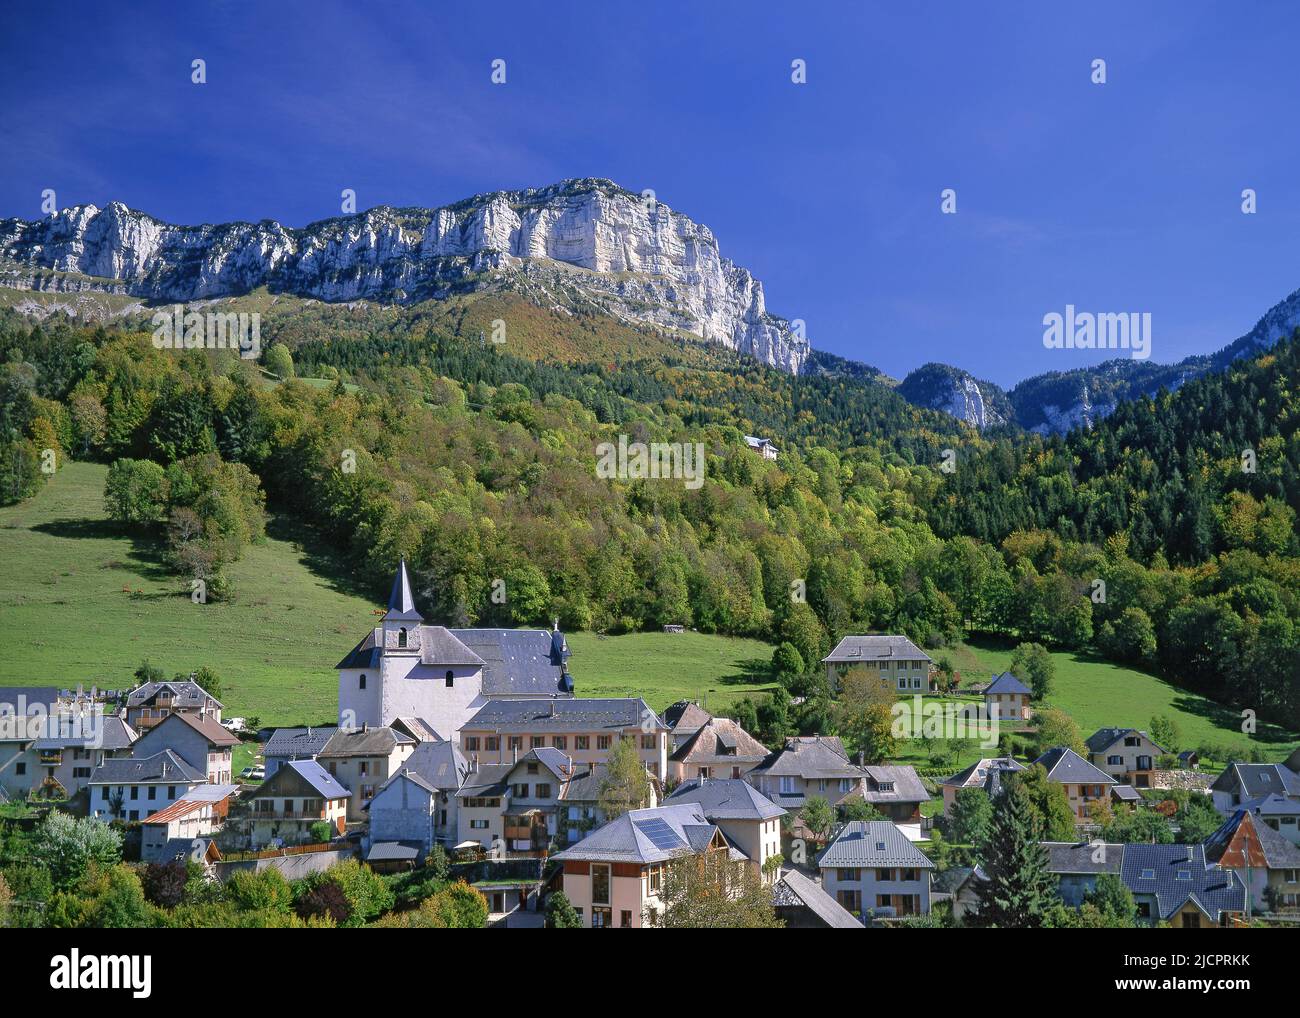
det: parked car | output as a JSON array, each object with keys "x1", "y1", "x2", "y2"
[{"x1": 240, "y1": 765, "x2": 265, "y2": 781}]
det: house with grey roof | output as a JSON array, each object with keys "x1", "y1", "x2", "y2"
[
  {"x1": 461, "y1": 696, "x2": 668, "y2": 779},
  {"x1": 818, "y1": 820, "x2": 935, "y2": 919},
  {"x1": 89, "y1": 749, "x2": 206, "y2": 822},
  {"x1": 317, "y1": 724, "x2": 416, "y2": 821},
  {"x1": 0, "y1": 686, "x2": 58, "y2": 715},
  {"x1": 455, "y1": 762, "x2": 515, "y2": 850},
  {"x1": 1209, "y1": 761, "x2": 1300, "y2": 814},
  {"x1": 132, "y1": 709, "x2": 240, "y2": 785},
  {"x1": 557, "y1": 762, "x2": 660, "y2": 846},
  {"x1": 1203, "y1": 809, "x2": 1300, "y2": 913},
  {"x1": 937, "y1": 756, "x2": 1025, "y2": 815},
  {"x1": 1236, "y1": 792, "x2": 1300, "y2": 846},
  {"x1": 1121, "y1": 843, "x2": 1246, "y2": 927},
  {"x1": 366, "y1": 739, "x2": 470, "y2": 864},
  {"x1": 1043, "y1": 840, "x2": 1125, "y2": 906},
  {"x1": 246, "y1": 759, "x2": 350, "y2": 849},
  {"x1": 667, "y1": 716, "x2": 769, "y2": 783},
  {"x1": 1, "y1": 710, "x2": 137, "y2": 801},
  {"x1": 837, "y1": 765, "x2": 931, "y2": 823},
  {"x1": 662, "y1": 700, "x2": 713, "y2": 752},
  {"x1": 552, "y1": 802, "x2": 747, "y2": 928},
  {"x1": 666, "y1": 777, "x2": 785, "y2": 880},
  {"x1": 773, "y1": 868, "x2": 864, "y2": 928},
  {"x1": 263, "y1": 725, "x2": 337, "y2": 778},
  {"x1": 1085, "y1": 727, "x2": 1166, "y2": 788},
  {"x1": 336, "y1": 559, "x2": 576, "y2": 744},
  {"x1": 822, "y1": 635, "x2": 934, "y2": 692},
  {"x1": 984, "y1": 671, "x2": 1032, "y2": 721},
  {"x1": 124, "y1": 680, "x2": 222, "y2": 731},
  {"x1": 745, "y1": 736, "x2": 866, "y2": 825},
  {"x1": 1033, "y1": 746, "x2": 1117, "y2": 821}
]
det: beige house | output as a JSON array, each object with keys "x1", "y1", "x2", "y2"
[
  {"x1": 318, "y1": 725, "x2": 416, "y2": 821},
  {"x1": 1085, "y1": 728, "x2": 1165, "y2": 788},
  {"x1": 938, "y1": 757, "x2": 1026, "y2": 815},
  {"x1": 745, "y1": 736, "x2": 865, "y2": 829},
  {"x1": 1033, "y1": 747, "x2": 1117, "y2": 821},
  {"x1": 461, "y1": 698, "x2": 668, "y2": 778},
  {"x1": 983, "y1": 672, "x2": 1032, "y2": 722},
  {"x1": 124, "y1": 680, "x2": 222, "y2": 732},
  {"x1": 667, "y1": 717, "x2": 769, "y2": 783},
  {"x1": 247, "y1": 759, "x2": 350, "y2": 848},
  {"x1": 822, "y1": 635, "x2": 933, "y2": 693},
  {"x1": 662, "y1": 701, "x2": 714, "y2": 753},
  {"x1": 553, "y1": 802, "x2": 748, "y2": 928},
  {"x1": 665, "y1": 778, "x2": 785, "y2": 882}
]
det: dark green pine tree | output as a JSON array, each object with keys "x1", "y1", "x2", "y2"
[{"x1": 972, "y1": 780, "x2": 1061, "y2": 928}]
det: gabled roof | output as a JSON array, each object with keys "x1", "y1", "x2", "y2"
[
  {"x1": 1237, "y1": 792, "x2": 1300, "y2": 817},
  {"x1": 772, "y1": 869, "x2": 864, "y2": 928},
  {"x1": 282, "y1": 759, "x2": 351, "y2": 800},
  {"x1": 1120, "y1": 844, "x2": 1245, "y2": 922},
  {"x1": 465, "y1": 697, "x2": 663, "y2": 733},
  {"x1": 456, "y1": 764, "x2": 513, "y2": 798},
  {"x1": 264, "y1": 726, "x2": 337, "y2": 759},
  {"x1": 1209, "y1": 762, "x2": 1300, "y2": 799},
  {"x1": 148, "y1": 709, "x2": 240, "y2": 748},
  {"x1": 1033, "y1": 747, "x2": 1117, "y2": 786},
  {"x1": 0, "y1": 686, "x2": 59, "y2": 714},
  {"x1": 125, "y1": 680, "x2": 222, "y2": 710},
  {"x1": 318, "y1": 725, "x2": 415, "y2": 759},
  {"x1": 420, "y1": 627, "x2": 485, "y2": 667},
  {"x1": 666, "y1": 778, "x2": 786, "y2": 821},
  {"x1": 559, "y1": 764, "x2": 609, "y2": 803},
  {"x1": 552, "y1": 803, "x2": 736, "y2": 865},
  {"x1": 1203, "y1": 809, "x2": 1300, "y2": 871},
  {"x1": 817, "y1": 821, "x2": 934, "y2": 869},
  {"x1": 392, "y1": 739, "x2": 469, "y2": 793},
  {"x1": 822, "y1": 635, "x2": 931, "y2": 664},
  {"x1": 385, "y1": 558, "x2": 423, "y2": 622},
  {"x1": 670, "y1": 717, "x2": 769, "y2": 765},
  {"x1": 1084, "y1": 727, "x2": 1166, "y2": 755},
  {"x1": 1042, "y1": 841, "x2": 1125, "y2": 875},
  {"x1": 90, "y1": 749, "x2": 205, "y2": 785},
  {"x1": 985, "y1": 671, "x2": 1032, "y2": 697},
  {"x1": 507, "y1": 747, "x2": 575, "y2": 784},
  {"x1": 140, "y1": 797, "x2": 212, "y2": 826},
  {"x1": 33, "y1": 713, "x2": 137, "y2": 751},
  {"x1": 662, "y1": 700, "x2": 713, "y2": 733},
  {"x1": 391, "y1": 717, "x2": 443, "y2": 743},
  {"x1": 448, "y1": 629, "x2": 571, "y2": 695},
  {"x1": 940, "y1": 756, "x2": 1025, "y2": 789},
  {"x1": 749, "y1": 736, "x2": 863, "y2": 781},
  {"x1": 844, "y1": 765, "x2": 930, "y2": 805}
]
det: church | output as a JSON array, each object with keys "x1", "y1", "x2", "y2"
[{"x1": 336, "y1": 559, "x2": 575, "y2": 743}]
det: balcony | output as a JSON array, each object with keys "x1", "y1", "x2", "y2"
[
  {"x1": 254, "y1": 810, "x2": 327, "y2": 821},
  {"x1": 38, "y1": 750, "x2": 63, "y2": 766}
]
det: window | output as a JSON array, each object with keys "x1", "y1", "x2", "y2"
[
  {"x1": 1108, "y1": 755, "x2": 1123, "y2": 765},
  {"x1": 535, "y1": 784, "x2": 552, "y2": 799},
  {"x1": 620, "y1": 910, "x2": 633, "y2": 928},
  {"x1": 14, "y1": 762, "x2": 24, "y2": 775},
  {"x1": 877, "y1": 868, "x2": 892, "y2": 881},
  {"x1": 465, "y1": 737, "x2": 480, "y2": 752},
  {"x1": 731, "y1": 767, "x2": 742, "y2": 779},
  {"x1": 648, "y1": 866, "x2": 662, "y2": 893},
  {"x1": 1140, "y1": 868, "x2": 1156, "y2": 879},
  {"x1": 359, "y1": 674, "x2": 366, "y2": 690},
  {"x1": 780, "y1": 776, "x2": 795, "y2": 794},
  {"x1": 508, "y1": 736, "x2": 523, "y2": 751},
  {"x1": 698, "y1": 767, "x2": 711, "y2": 779},
  {"x1": 1176, "y1": 870, "x2": 1192, "y2": 881},
  {"x1": 398, "y1": 627, "x2": 408, "y2": 648},
  {"x1": 531, "y1": 737, "x2": 545, "y2": 749},
  {"x1": 470, "y1": 819, "x2": 488, "y2": 830},
  {"x1": 130, "y1": 787, "x2": 139, "y2": 800},
  {"x1": 641, "y1": 735, "x2": 655, "y2": 750},
  {"x1": 485, "y1": 737, "x2": 499, "y2": 751},
  {"x1": 837, "y1": 868, "x2": 858, "y2": 881},
  {"x1": 553, "y1": 736, "x2": 567, "y2": 750},
  {"x1": 591, "y1": 907, "x2": 611, "y2": 928},
  {"x1": 597, "y1": 736, "x2": 611, "y2": 750},
  {"x1": 445, "y1": 671, "x2": 454, "y2": 688},
  {"x1": 592, "y1": 864, "x2": 611, "y2": 905},
  {"x1": 514, "y1": 784, "x2": 529, "y2": 798},
  {"x1": 148, "y1": 786, "x2": 157, "y2": 800},
  {"x1": 575, "y1": 736, "x2": 590, "y2": 750},
  {"x1": 527, "y1": 763, "x2": 539, "y2": 774}
]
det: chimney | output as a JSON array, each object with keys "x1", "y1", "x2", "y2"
[
  {"x1": 552, "y1": 617, "x2": 559, "y2": 632},
  {"x1": 549, "y1": 698, "x2": 557, "y2": 717},
  {"x1": 858, "y1": 752, "x2": 864, "y2": 766}
]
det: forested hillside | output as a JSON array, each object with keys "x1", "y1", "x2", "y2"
[{"x1": 0, "y1": 308, "x2": 1296, "y2": 729}]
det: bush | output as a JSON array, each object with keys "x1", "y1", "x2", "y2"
[
  {"x1": 545, "y1": 891, "x2": 583, "y2": 928},
  {"x1": 140, "y1": 861, "x2": 188, "y2": 908},
  {"x1": 295, "y1": 880, "x2": 351, "y2": 925}
]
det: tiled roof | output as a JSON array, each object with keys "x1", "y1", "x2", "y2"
[
  {"x1": 822, "y1": 635, "x2": 931, "y2": 664},
  {"x1": 125, "y1": 680, "x2": 222, "y2": 710},
  {"x1": 367, "y1": 841, "x2": 421, "y2": 862},
  {"x1": 264, "y1": 726, "x2": 337, "y2": 758},
  {"x1": 749, "y1": 736, "x2": 864, "y2": 780},
  {"x1": 552, "y1": 803, "x2": 733, "y2": 865},
  {"x1": 420, "y1": 626, "x2": 486, "y2": 667},
  {"x1": 465, "y1": 697, "x2": 663, "y2": 733},
  {"x1": 391, "y1": 717, "x2": 442, "y2": 743},
  {"x1": 393, "y1": 739, "x2": 469, "y2": 792},
  {"x1": 90, "y1": 749, "x2": 205, "y2": 785},
  {"x1": 662, "y1": 700, "x2": 713, "y2": 733},
  {"x1": 817, "y1": 821, "x2": 934, "y2": 869},
  {"x1": 33, "y1": 713, "x2": 136, "y2": 751},
  {"x1": 940, "y1": 756, "x2": 1025, "y2": 789},
  {"x1": 140, "y1": 797, "x2": 210, "y2": 825},
  {"x1": 1111, "y1": 784, "x2": 1143, "y2": 802},
  {"x1": 1209, "y1": 762, "x2": 1300, "y2": 799},
  {"x1": 1043, "y1": 841, "x2": 1125, "y2": 875},
  {"x1": 1121, "y1": 844, "x2": 1246, "y2": 922},
  {"x1": 847, "y1": 766, "x2": 931, "y2": 805},
  {"x1": 772, "y1": 869, "x2": 864, "y2": 928},
  {"x1": 282, "y1": 759, "x2": 350, "y2": 800},
  {"x1": 1034, "y1": 747, "x2": 1117, "y2": 786},
  {"x1": 166, "y1": 710, "x2": 240, "y2": 747},
  {"x1": 985, "y1": 672, "x2": 1032, "y2": 697},
  {"x1": 666, "y1": 778, "x2": 786, "y2": 821},
  {"x1": 559, "y1": 763, "x2": 609, "y2": 803},
  {"x1": 0, "y1": 686, "x2": 59, "y2": 714},
  {"x1": 670, "y1": 717, "x2": 769, "y2": 765},
  {"x1": 1238, "y1": 792, "x2": 1300, "y2": 817},
  {"x1": 318, "y1": 725, "x2": 415, "y2": 758},
  {"x1": 456, "y1": 764, "x2": 513, "y2": 798},
  {"x1": 448, "y1": 628, "x2": 571, "y2": 695},
  {"x1": 1203, "y1": 809, "x2": 1300, "y2": 871},
  {"x1": 1084, "y1": 727, "x2": 1166, "y2": 755}
]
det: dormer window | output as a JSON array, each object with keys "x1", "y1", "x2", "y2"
[
  {"x1": 359, "y1": 674, "x2": 367, "y2": 690},
  {"x1": 398, "y1": 627, "x2": 408, "y2": 648},
  {"x1": 445, "y1": 671, "x2": 454, "y2": 688}
]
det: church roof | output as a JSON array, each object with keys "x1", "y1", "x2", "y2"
[
  {"x1": 385, "y1": 559, "x2": 423, "y2": 622},
  {"x1": 448, "y1": 629, "x2": 572, "y2": 696}
]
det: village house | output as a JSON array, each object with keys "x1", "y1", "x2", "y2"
[
  {"x1": 1209, "y1": 761, "x2": 1300, "y2": 813},
  {"x1": 124, "y1": 680, "x2": 222, "y2": 732},
  {"x1": 455, "y1": 762, "x2": 513, "y2": 850},
  {"x1": 1236, "y1": 793, "x2": 1300, "y2": 846},
  {"x1": 931, "y1": 865, "x2": 985, "y2": 923},
  {"x1": 246, "y1": 759, "x2": 350, "y2": 849},
  {"x1": 837, "y1": 765, "x2": 930, "y2": 824},
  {"x1": 821, "y1": 635, "x2": 933, "y2": 692},
  {"x1": 89, "y1": 750, "x2": 207, "y2": 822},
  {"x1": 743, "y1": 434, "x2": 779, "y2": 460},
  {"x1": 131, "y1": 710, "x2": 239, "y2": 785},
  {"x1": 139, "y1": 787, "x2": 235, "y2": 865},
  {"x1": 662, "y1": 700, "x2": 713, "y2": 753},
  {"x1": 460, "y1": 697, "x2": 668, "y2": 778},
  {"x1": 317, "y1": 724, "x2": 416, "y2": 822},
  {"x1": 1085, "y1": 727, "x2": 1166, "y2": 788},
  {"x1": 983, "y1": 671, "x2": 1032, "y2": 722},
  {"x1": 263, "y1": 726, "x2": 337, "y2": 778},
  {"x1": 667, "y1": 716, "x2": 769, "y2": 783},
  {"x1": 557, "y1": 762, "x2": 660, "y2": 845},
  {"x1": 0, "y1": 710, "x2": 137, "y2": 801},
  {"x1": 937, "y1": 756, "x2": 1025, "y2": 815},
  {"x1": 1043, "y1": 841, "x2": 1125, "y2": 906},
  {"x1": 818, "y1": 820, "x2": 934, "y2": 919},
  {"x1": 1120, "y1": 843, "x2": 1247, "y2": 928},
  {"x1": 772, "y1": 869, "x2": 865, "y2": 928},
  {"x1": 336, "y1": 560, "x2": 576, "y2": 740},
  {"x1": 1033, "y1": 747, "x2": 1117, "y2": 821},
  {"x1": 552, "y1": 802, "x2": 748, "y2": 928},
  {"x1": 1203, "y1": 809, "x2": 1300, "y2": 914},
  {"x1": 365, "y1": 739, "x2": 470, "y2": 865},
  {"x1": 499, "y1": 748, "x2": 578, "y2": 853},
  {"x1": 665, "y1": 778, "x2": 785, "y2": 881}
]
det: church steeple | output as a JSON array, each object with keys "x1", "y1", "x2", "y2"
[{"x1": 384, "y1": 558, "x2": 423, "y2": 622}]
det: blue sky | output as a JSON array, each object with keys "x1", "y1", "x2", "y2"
[{"x1": 2, "y1": 0, "x2": 1298, "y2": 387}]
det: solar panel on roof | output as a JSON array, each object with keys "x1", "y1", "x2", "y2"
[{"x1": 633, "y1": 817, "x2": 683, "y2": 851}]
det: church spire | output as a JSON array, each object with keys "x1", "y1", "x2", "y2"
[{"x1": 384, "y1": 558, "x2": 423, "y2": 622}]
